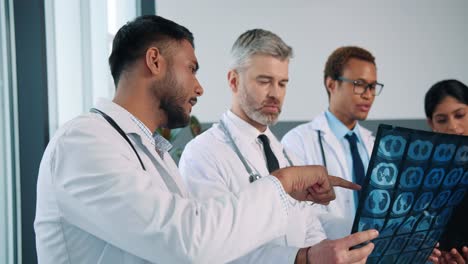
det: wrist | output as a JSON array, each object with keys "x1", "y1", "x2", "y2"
[
  {"x1": 271, "y1": 168, "x2": 292, "y2": 193},
  {"x1": 306, "y1": 246, "x2": 312, "y2": 264},
  {"x1": 294, "y1": 247, "x2": 308, "y2": 264}
]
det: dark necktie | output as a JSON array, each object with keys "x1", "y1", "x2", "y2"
[
  {"x1": 258, "y1": 134, "x2": 280, "y2": 173},
  {"x1": 345, "y1": 133, "x2": 365, "y2": 186}
]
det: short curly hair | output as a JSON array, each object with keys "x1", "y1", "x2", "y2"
[{"x1": 323, "y1": 46, "x2": 376, "y2": 97}]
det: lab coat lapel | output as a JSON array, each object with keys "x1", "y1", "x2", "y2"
[
  {"x1": 158, "y1": 154, "x2": 189, "y2": 197},
  {"x1": 312, "y1": 113, "x2": 350, "y2": 177},
  {"x1": 221, "y1": 113, "x2": 267, "y2": 177},
  {"x1": 95, "y1": 99, "x2": 186, "y2": 196},
  {"x1": 138, "y1": 135, "x2": 186, "y2": 197},
  {"x1": 358, "y1": 125, "x2": 375, "y2": 156}
]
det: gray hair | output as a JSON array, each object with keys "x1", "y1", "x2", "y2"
[{"x1": 230, "y1": 29, "x2": 293, "y2": 71}]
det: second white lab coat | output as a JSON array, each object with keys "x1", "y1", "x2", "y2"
[
  {"x1": 179, "y1": 111, "x2": 327, "y2": 264},
  {"x1": 282, "y1": 112, "x2": 375, "y2": 239}
]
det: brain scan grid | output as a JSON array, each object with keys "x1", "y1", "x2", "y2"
[{"x1": 352, "y1": 125, "x2": 468, "y2": 264}]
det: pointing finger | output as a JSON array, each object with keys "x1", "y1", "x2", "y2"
[{"x1": 329, "y1": 175, "x2": 361, "y2": 190}]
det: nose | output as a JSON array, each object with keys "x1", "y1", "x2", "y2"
[
  {"x1": 361, "y1": 86, "x2": 373, "y2": 100},
  {"x1": 447, "y1": 118, "x2": 462, "y2": 134},
  {"x1": 268, "y1": 83, "x2": 281, "y2": 98},
  {"x1": 195, "y1": 78, "x2": 204, "y2": 96}
]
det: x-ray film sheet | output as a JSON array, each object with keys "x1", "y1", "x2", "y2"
[{"x1": 351, "y1": 125, "x2": 468, "y2": 264}]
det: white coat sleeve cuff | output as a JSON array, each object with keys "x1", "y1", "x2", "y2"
[
  {"x1": 228, "y1": 245, "x2": 300, "y2": 264},
  {"x1": 264, "y1": 175, "x2": 290, "y2": 216}
]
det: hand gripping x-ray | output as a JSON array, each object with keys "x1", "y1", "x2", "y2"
[{"x1": 351, "y1": 125, "x2": 468, "y2": 264}]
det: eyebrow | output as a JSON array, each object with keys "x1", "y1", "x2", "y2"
[
  {"x1": 453, "y1": 107, "x2": 466, "y2": 113},
  {"x1": 433, "y1": 113, "x2": 448, "y2": 119},
  {"x1": 256, "y1": 75, "x2": 289, "y2": 82},
  {"x1": 434, "y1": 107, "x2": 466, "y2": 118},
  {"x1": 356, "y1": 78, "x2": 377, "y2": 83}
]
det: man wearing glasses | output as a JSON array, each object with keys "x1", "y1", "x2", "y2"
[{"x1": 282, "y1": 46, "x2": 383, "y2": 240}]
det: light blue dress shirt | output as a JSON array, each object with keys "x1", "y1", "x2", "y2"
[{"x1": 325, "y1": 109, "x2": 370, "y2": 205}]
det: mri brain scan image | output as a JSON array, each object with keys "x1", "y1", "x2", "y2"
[
  {"x1": 370, "y1": 238, "x2": 390, "y2": 256},
  {"x1": 430, "y1": 190, "x2": 451, "y2": 209},
  {"x1": 379, "y1": 217, "x2": 404, "y2": 237},
  {"x1": 433, "y1": 144, "x2": 456, "y2": 162},
  {"x1": 407, "y1": 140, "x2": 433, "y2": 161},
  {"x1": 412, "y1": 192, "x2": 433, "y2": 212},
  {"x1": 358, "y1": 217, "x2": 384, "y2": 232},
  {"x1": 455, "y1": 145, "x2": 468, "y2": 163},
  {"x1": 443, "y1": 168, "x2": 464, "y2": 188},
  {"x1": 392, "y1": 192, "x2": 414, "y2": 216},
  {"x1": 424, "y1": 168, "x2": 445, "y2": 189},
  {"x1": 397, "y1": 215, "x2": 420, "y2": 235},
  {"x1": 400, "y1": 167, "x2": 424, "y2": 189},
  {"x1": 352, "y1": 125, "x2": 468, "y2": 263},
  {"x1": 378, "y1": 135, "x2": 406, "y2": 159},
  {"x1": 416, "y1": 213, "x2": 435, "y2": 231},
  {"x1": 365, "y1": 190, "x2": 391, "y2": 215},
  {"x1": 370, "y1": 163, "x2": 398, "y2": 188}
]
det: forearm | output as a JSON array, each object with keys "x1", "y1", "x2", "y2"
[
  {"x1": 56, "y1": 173, "x2": 289, "y2": 263},
  {"x1": 229, "y1": 243, "x2": 299, "y2": 264}
]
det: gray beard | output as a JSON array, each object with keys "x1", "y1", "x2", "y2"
[{"x1": 238, "y1": 87, "x2": 279, "y2": 126}]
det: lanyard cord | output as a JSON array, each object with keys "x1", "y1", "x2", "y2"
[
  {"x1": 219, "y1": 119, "x2": 293, "y2": 183},
  {"x1": 90, "y1": 108, "x2": 146, "y2": 171}
]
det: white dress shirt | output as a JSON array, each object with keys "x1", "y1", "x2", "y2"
[
  {"x1": 282, "y1": 111, "x2": 375, "y2": 239},
  {"x1": 179, "y1": 110, "x2": 327, "y2": 264},
  {"x1": 34, "y1": 99, "x2": 294, "y2": 264}
]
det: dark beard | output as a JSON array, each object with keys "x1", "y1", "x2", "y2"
[
  {"x1": 157, "y1": 68, "x2": 190, "y2": 129},
  {"x1": 161, "y1": 95, "x2": 189, "y2": 129}
]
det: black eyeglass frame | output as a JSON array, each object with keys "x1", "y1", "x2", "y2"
[{"x1": 336, "y1": 76, "x2": 384, "y2": 96}]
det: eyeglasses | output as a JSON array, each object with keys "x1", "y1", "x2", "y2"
[{"x1": 337, "y1": 76, "x2": 384, "y2": 96}]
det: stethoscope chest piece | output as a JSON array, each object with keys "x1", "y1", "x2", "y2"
[{"x1": 249, "y1": 174, "x2": 262, "y2": 183}]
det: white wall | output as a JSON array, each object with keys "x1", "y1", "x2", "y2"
[{"x1": 158, "y1": 0, "x2": 468, "y2": 122}]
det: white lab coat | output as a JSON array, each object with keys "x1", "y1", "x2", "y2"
[
  {"x1": 34, "y1": 99, "x2": 292, "y2": 264},
  {"x1": 179, "y1": 111, "x2": 327, "y2": 264},
  {"x1": 281, "y1": 112, "x2": 375, "y2": 239}
]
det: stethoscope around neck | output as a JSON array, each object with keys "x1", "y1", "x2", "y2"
[{"x1": 218, "y1": 119, "x2": 294, "y2": 183}]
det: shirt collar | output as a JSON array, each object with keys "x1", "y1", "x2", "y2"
[
  {"x1": 95, "y1": 98, "x2": 172, "y2": 154},
  {"x1": 225, "y1": 110, "x2": 275, "y2": 142},
  {"x1": 325, "y1": 109, "x2": 363, "y2": 142},
  {"x1": 129, "y1": 115, "x2": 173, "y2": 154}
]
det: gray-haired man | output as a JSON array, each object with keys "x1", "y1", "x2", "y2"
[{"x1": 179, "y1": 29, "x2": 376, "y2": 263}]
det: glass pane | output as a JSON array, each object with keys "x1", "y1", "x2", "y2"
[
  {"x1": 0, "y1": 0, "x2": 18, "y2": 263},
  {"x1": 0, "y1": 10, "x2": 7, "y2": 263},
  {"x1": 47, "y1": 0, "x2": 138, "y2": 135}
]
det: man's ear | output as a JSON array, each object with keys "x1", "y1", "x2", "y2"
[
  {"x1": 227, "y1": 69, "x2": 239, "y2": 92},
  {"x1": 325, "y1": 76, "x2": 336, "y2": 95},
  {"x1": 427, "y1": 118, "x2": 436, "y2": 132},
  {"x1": 145, "y1": 47, "x2": 164, "y2": 76}
]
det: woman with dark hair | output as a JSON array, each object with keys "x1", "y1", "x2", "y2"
[
  {"x1": 425, "y1": 79, "x2": 468, "y2": 135},
  {"x1": 426, "y1": 79, "x2": 468, "y2": 264}
]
